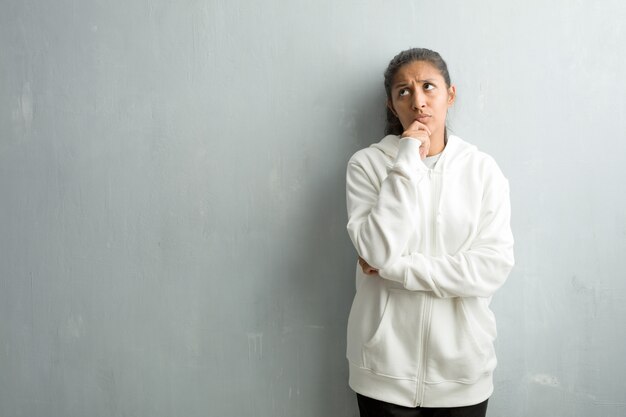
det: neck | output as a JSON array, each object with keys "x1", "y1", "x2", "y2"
[{"x1": 428, "y1": 131, "x2": 446, "y2": 156}]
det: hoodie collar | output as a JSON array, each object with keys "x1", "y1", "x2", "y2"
[{"x1": 370, "y1": 134, "x2": 476, "y2": 170}]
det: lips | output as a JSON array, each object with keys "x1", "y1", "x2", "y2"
[{"x1": 414, "y1": 114, "x2": 431, "y2": 121}]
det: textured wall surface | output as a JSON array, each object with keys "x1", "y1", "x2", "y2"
[{"x1": 1, "y1": 1, "x2": 625, "y2": 416}]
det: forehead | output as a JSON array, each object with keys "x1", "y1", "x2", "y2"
[{"x1": 392, "y1": 60, "x2": 443, "y2": 86}]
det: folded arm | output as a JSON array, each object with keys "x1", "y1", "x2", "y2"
[{"x1": 378, "y1": 178, "x2": 514, "y2": 298}]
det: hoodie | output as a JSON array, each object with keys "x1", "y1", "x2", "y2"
[{"x1": 345, "y1": 134, "x2": 514, "y2": 408}]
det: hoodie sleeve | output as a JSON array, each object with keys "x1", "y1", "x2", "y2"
[
  {"x1": 378, "y1": 168, "x2": 515, "y2": 298},
  {"x1": 346, "y1": 138, "x2": 428, "y2": 270}
]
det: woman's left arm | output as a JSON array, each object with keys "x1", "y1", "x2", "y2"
[{"x1": 377, "y1": 173, "x2": 515, "y2": 298}]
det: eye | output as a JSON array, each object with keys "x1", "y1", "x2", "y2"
[
  {"x1": 398, "y1": 88, "x2": 410, "y2": 97},
  {"x1": 424, "y1": 83, "x2": 435, "y2": 91}
]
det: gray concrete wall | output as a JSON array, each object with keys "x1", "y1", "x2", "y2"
[{"x1": 1, "y1": 1, "x2": 625, "y2": 416}]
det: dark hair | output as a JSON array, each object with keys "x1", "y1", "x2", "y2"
[{"x1": 383, "y1": 48, "x2": 452, "y2": 137}]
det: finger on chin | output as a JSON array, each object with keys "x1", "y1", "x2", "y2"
[{"x1": 409, "y1": 120, "x2": 431, "y2": 135}]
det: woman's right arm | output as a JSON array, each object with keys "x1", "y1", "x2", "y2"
[{"x1": 346, "y1": 137, "x2": 428, "y2": 270}]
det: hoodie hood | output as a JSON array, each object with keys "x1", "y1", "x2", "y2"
[
  {"x1": 370, "y1": 134, "x2": 477, "y2": 171},
  {"x1": 370, "y1": 135, "x2": 402, "y2": 159}
]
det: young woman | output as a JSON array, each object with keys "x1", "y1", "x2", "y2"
[{"x1": 345, "y1": 48, "x2": 514, "y2": 417}]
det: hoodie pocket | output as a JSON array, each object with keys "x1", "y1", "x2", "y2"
[
  {"x1": 425, "y1": 298, "x2": 496, "y2": 384},
  {"x1": 361, "y1": 289, "x2": 422, "y2": 379}
]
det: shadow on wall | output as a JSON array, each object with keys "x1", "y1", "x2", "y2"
[
  {"x1": 354, "y1": 80, "x2": 388, "y2": 151},
  {"x1": 275, "y1": 79, "x2": 386, "y2": 416}
]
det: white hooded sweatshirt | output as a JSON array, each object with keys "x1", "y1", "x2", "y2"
[{"x1": 345, "y1": 134, "x2": 514, "y2": 408}]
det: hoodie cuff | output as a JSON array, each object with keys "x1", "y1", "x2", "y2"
[
  {"x1": 379, "y1": 255, "x2": 431, "y2": 292},
  {"x1": 392, "y1": 138, "x2": 428, "y2": 179},
  {"x1": 378, "y1": 260, "x2": 406, "y2": 286}
]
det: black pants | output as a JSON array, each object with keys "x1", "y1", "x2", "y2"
[{"x1": 357, "y1": 394, "x2": 488, "y2": 417}]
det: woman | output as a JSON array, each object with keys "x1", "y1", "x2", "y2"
[{"x1": 345, "y1": 48, "x2": 514, "y2": 417}]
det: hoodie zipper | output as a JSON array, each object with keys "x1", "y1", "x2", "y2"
[{"x1": 415, "y1": 168, "x2": 440, "y2": 406}]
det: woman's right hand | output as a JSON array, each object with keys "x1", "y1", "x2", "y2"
[
  {"x1": 400, "y1": 120, "x2": 431, "y2": 159},
  {"x1": 358, "y1": 256, "x2": 379, "y2": 275}
]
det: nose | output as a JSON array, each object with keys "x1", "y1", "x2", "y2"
[{"x1": 412, "y1": 90, "x2": 426, "y2": 110}]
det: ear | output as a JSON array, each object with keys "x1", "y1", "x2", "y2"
[
  {"x1": 447, "y1": 85, "x2": 456, "y2": 107},
  {"x1": 386, "y1": 99, "x2": 398, "y2": 117}
]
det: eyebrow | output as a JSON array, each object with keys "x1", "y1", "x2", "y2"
[{"x1": 392, "y1": 79, "x2": 438, "y2": 89}]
